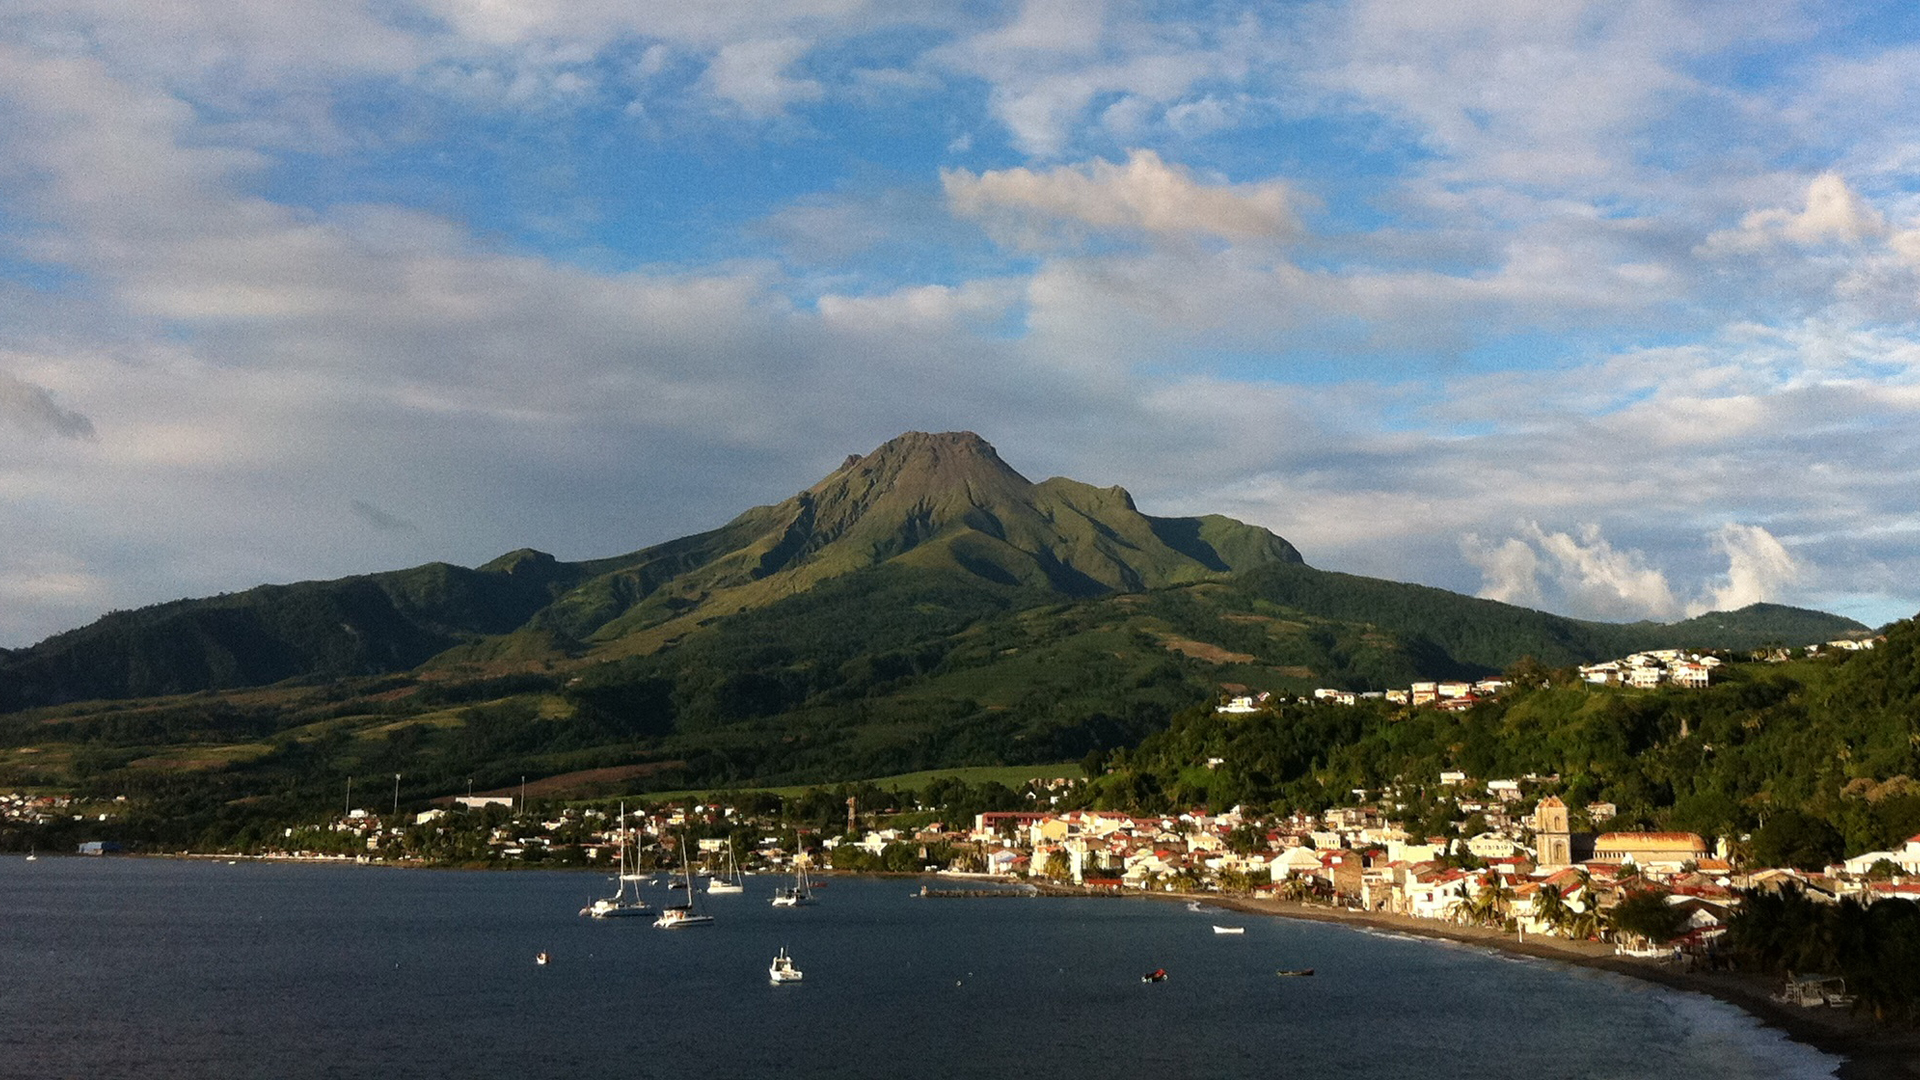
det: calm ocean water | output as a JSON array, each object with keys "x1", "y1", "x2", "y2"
[{"x1": 0, "y1": 856, "x2": 1838, "y2": 1080}]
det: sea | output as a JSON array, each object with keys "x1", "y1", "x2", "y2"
[{"x1": 0, "y1": 856, "x2": 1840, "y2": 1080}]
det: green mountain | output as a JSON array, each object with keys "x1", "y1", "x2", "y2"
[
  {"x1": 0, "y1": 430, "x2": 1887, "y2": 841},
  {"x1": 0, "y1": 430, "x2": 1867, "y2": 715},
  {"x1": 0, "y1": 431, "x2": 1303, "y2": 710}
]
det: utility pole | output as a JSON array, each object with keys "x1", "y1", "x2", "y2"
[
  {"x1": 344, "y1": 776, "x2": 351, "y2": 819},
  {"x1": 393, "y1": 774, "x2": 401, "y2": 819}
]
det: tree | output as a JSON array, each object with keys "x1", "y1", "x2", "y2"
[
  {"x1": 1750, "y1": 809, "x2": 1844, "y2": 871},
  {"x1": 1531, "y1": 883, "x2": 1572, "y2": 935},
  {"x1": 1608, "y1": 889, "x2": 1689, "y2": 946},
  {"x1": 1471, "y1": 873, "x2": 1514, "y2": 928},
  {"x1": 1042, "y1": 850, "x2": 1071, "y2": 881}
]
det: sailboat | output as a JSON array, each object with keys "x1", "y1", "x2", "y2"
[
  {"x1": 581, "y1": 804, "x2": 652, "y2": 919},
  {"x1": 706, "y1": 841, "x2": 744, "y2": 895},
  {"x1": 768, "y1": 946, "x2": 803, "y2": 983},
  {"x1": 770, "y1": 861, "x2": 814, "y2": 907},
  {"x1": 654, "y1": 835, "x2": 714, "y2": 929}
]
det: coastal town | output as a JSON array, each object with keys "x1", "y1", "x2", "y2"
[{"x1": 15, "y1": 760, "x2": 1912, "y2": 984}]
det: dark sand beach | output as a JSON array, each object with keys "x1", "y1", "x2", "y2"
[{"x1": 1176, "y1": 892, "x2": 1920, "y2": 1080}]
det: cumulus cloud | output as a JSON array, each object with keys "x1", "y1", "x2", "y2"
[
  {"x1": 1694, "y1": 523, "x2": 1800, "y2": 615},
  {"x1": 1460, "y1": 521, "x2": 1809, "y2": 623},
  {"x1": 1701, "y1": 172, "x2": 1889, "y2": 255},
  {"x1": 1459, "y1": 534, "x2": 1545, "y2": 608},
  {"x1": 943, "y1": 150, "x2": 1298, "y2": 246},
  {"x1": 1523, "y1": 523, "x2": 1681, "y2": 621},
  {"x1": 0, "y1": 371, "x2": 95, "y2": 440}
]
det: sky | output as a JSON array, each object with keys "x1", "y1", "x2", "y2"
[{"x1": 3, "y1": 0, "x2": 1920, "y2": 648}]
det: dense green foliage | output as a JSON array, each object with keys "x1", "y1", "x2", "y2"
[
  {"x1": 1727, "y1": 887, "x2": 1920, "y2": 1022},
  {"x1": 1075, "y1": 620, "x2": 1920, "y2": 858}
]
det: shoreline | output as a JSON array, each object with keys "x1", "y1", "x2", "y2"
[
  {"x1": 36, "y1": 854, "x2": 1918, "y2": 1075},
  {"x1": 1176, "y1": 891, "x2": 1918, "y2": 1080}
]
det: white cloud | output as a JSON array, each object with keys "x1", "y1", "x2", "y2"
[
  {"x1": 929, "y1": 1, "x2": 1260, "y2": 157},
  {"x1": 703, "y1": 37, "x2": 824, "y2": 117},
  {"x1": 1460, "y1": 521, "x2": 1803, "y2": 623},
  {"x1": 1523, "y1": 523, "x2": 1682, "y2": 621},
  {"x1": 1460, "y1": 534, "x2": 1545, "y2": 608},
  {"x1": 943, "y1": 150, "x2": 1298, "y2": 245},
  {"x1": 1700, "y1": 172, "x2": 1889, "y2": 255}
]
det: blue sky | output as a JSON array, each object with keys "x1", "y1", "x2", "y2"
[{"x1": 3, "y1": 0, "x2": 1919, "y2": 646}]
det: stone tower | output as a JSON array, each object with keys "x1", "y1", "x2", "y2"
[{"x1": 1534, "y1": 796, "x2": 1572, "y2": 870}]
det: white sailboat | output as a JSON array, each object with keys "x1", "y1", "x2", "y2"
[
  {"x1": 770, "y1": 861, "x2": 814, "y2": 907},
  {"x1": 706, "y1": 841, "x2": 744, "y2": 894},
  {"x1": 581, "y1": 804, "x2": 652, "y2": 919},
  {"x1": 654, "y1": 835, "x2": 714, "y2": 929},
  {"x1": 768, "y1": 946, "x2": 803, "y2": 983}
]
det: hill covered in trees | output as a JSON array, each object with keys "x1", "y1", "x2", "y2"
[{"x1": 1074, "y1": 616, "x2": 1920, "y2": 864}]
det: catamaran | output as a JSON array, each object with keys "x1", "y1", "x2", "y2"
[
  {"x1": 768, "y1": 946, "x2": 803, "y2": 983},
  {"x1": 654, "y1": 836, "x2": 714, "y2": 929},
  {"x1": 581, "y1": 804, "x2": 652, "y2": 919},
  {"x1": 770, "y1": 861, "x2": 814, "y2": 907},
  {"x1": 706, "y1": 841, "x2": 745, "y2": 895}
]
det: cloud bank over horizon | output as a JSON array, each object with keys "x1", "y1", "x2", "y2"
[{"x1": 2, "y1": 1, "x2": 1919, "y2": 646}]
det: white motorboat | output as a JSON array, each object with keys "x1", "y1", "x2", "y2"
[
  {"x1": 768, "y1": 946, "x2": 803, "y2": 983},
  {"x1": 1212, "y1": 925, "x2": 1245, "y2": 935}
]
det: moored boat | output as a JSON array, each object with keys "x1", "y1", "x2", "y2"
[
  {"x1": 771, "y1": 862, "x2": 814, "y2": 907},
  {"x1": 654, "y1": 834, "x2": 715, "y2": 929},
  {"x1": 768, "y1": 947, "x2": 803, "y2": 983},
  {"x1": 1212, "y1": 925, "x2": 1244, "y2": 934},
  {"x1": 707, "y1": 841, "x2": 744, "y2": 894},
  {"x1": 582, "y1": 803, "x2": 652, "y2": 919}
]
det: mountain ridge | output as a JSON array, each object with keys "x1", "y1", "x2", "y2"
[{"x1": 0, "y1": 430, "x2": 1871, "y2": 712}]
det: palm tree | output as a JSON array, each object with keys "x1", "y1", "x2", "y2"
[
  {"x1": 1474, "y1": 872, "x2": 1515, "y2": 928},
  {"x1": 1531, "y1": 883, "x2": 1572, "y2": 935}
]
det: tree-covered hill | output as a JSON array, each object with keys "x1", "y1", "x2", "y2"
[{"x1": 1075, "y1": 616, "x2": 1920, "y2": 863}]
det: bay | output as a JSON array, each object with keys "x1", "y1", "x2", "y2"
[{"x1": 0, "y1": 857, "x2": 1838, "y2": 1079}]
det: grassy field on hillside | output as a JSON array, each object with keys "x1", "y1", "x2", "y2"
[{"x1": 616, "y1": 762, "x2": 1084, "y2": 803}]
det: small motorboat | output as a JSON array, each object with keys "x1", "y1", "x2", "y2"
[
  {"x1": 769, "y1": 947, "x2": 803, "y2": 984},
  {"x1": 1212, "y1": 925, "x2": 1245, "y2": 935},
  {"x1": 1275, "y1": 968, "x2": 1315, "y2": 977},
  {"x1": 535, "y1": 952, "x2": 550, "y2": 966},
  {"x1": 1141, "y1": 967, "x2": 1169, "y2": 983}
]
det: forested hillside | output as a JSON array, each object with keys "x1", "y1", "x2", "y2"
[{"x1": 1077, "y1": 616, "x2": 1920, "y2": 862}]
